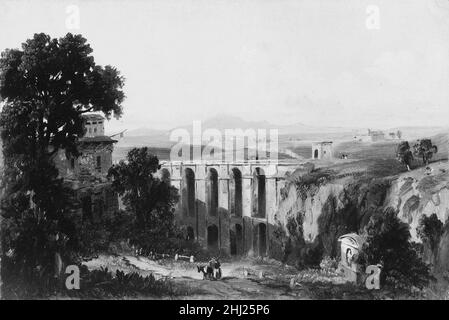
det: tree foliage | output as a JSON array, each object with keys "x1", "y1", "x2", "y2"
[
  {"x1": 413, "y1": 139, "x2": 438, "y2": 166},
  {"x1": 108, "y1": 147, "x2": 180, "y2": 252},
  {"x1": 0, "y1": 33, "x2": 125, "y2": 293},
  {"x1": 359, "y1": 208, "x2": 433, "y2": 290},
  {"x1": 417, "y1": 213, "x2": 444, "y2": 264},
  {"x1": 0, "y1": 33, "x2": 124, "y2": 160},
  {"x1": 396, "y1": 141, "x2": 414, "y2": 171}
]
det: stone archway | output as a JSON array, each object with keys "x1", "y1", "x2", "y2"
[
  {"x1": 236, "y1": 223, "x2": 243, "y2": 255},
  {"x1": 230, "y1": 229, "x2": 237, "y2": 255},
  {"x1": 252, "y1": 167, "x2": 266, "y2": 218},
  {"x1": 182, "y1": 168, "x2": 195, "y2": 217},
  {"x1": 186, "y1": 226, "x2": 195, "y2": 241},
  {"x1": 206, "y1": 168, "x2": 219, "y2": 216},
  {"x1": 207, "y1": 224, "x2": 219, "y2": 250},
  {"x1": 230, "y1": 168, "x2": 242, "y2": 217},
  {"x1": 230, "y1": 223, "x2": 244, "y2": 256},
  {"x1": 253, "y1": 223, "x2": 267, "y2": 257}
]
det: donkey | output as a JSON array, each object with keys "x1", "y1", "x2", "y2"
[{"x1": 197, "y1": 264, "x2": 214, "y2": 280}]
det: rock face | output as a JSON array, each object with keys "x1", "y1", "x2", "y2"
[
  {"x1": 272, "y1": 160, "x2": 449, "y2": 272},
  {"x1": 384, "y1": 162, "x2": 449, "y2": 241}
]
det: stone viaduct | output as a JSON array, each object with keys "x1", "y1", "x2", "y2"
[{"x1": 158, "y1": 160, "x2": 313, "y2": 257}]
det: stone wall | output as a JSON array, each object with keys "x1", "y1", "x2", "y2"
[{"x1": 54, "y1": 142, "x2": 113, "y2": 182}]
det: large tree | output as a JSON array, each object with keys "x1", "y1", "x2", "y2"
[
  {"x1": 108, "y1": 147, "x2": 179, "y2": 252},
  {"x1": 0, "y1": 33, "x2": 125, "y2": 295}
]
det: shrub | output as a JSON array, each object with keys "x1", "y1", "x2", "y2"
[
  {"x1": 2, "y1": 264, "x2": 192, "y2": 299},
  {"x1": 359, "y1": 208, "x2": 433, "y2": 290},
  {"x1": 320, "y1": 256, "x2": 338, "y2": 273},
  {"x1": 417, "y1": 213, "x2": 444, "y2": 265},
  {"x1": 293, "y1": 169, "x2": 335, "y2": 201},
  {"x1": 72, "y1": 266, "x2": 191, "y2": 298}
]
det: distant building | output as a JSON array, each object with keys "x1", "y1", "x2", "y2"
[
  {"x1": 353, "y1": 129, "x2": 386, "y2": 142},
  {"x1": 311, "y1": 141, "x2": 333, "y2": 160},
  {"x1": 54, "y1": 114, "x2": 118, "y2": 221},
  {"x1": 368, "y1": 129, "x2": 385, "y2": 142},
  {"x1": 386, "y1": 131, "x2": 401, "y2": 140}
]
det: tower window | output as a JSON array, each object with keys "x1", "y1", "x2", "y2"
[{"x1": 70, "y1": 158, "x2": 75, "y2": 169}]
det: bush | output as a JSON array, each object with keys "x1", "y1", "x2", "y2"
[
  {"x1": 71, "y1": 266, "x2": 191, "y2": 298},
  {"x1": 320, "y1": 256, "x2": 338, "y2": 273},
  {"x1": 417, "y1": 213, "x2": 444, "y2": 265},
  {"x1": 359, "y1": 208, "x2": 433, "y2": 290},
  {"x1": 293, "y1": 169, "x2": 335, "y2": 201},
  {"x1": 2, "y1": 264, "x2": 192, "y2": 299}
]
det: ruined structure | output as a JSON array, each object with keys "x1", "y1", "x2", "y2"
[
  {"x1": 368, "y1": 129, "x2": 385, "y2": 142},
  {"x1": 158, "y1": 160, "x2": 313, "y2": 257},
  {"x1": 311, "y1": 141, "x2": 333, "y2": 160},
  {"x1": 54, "y1": 114, "x2": 118, "y2": 220}
]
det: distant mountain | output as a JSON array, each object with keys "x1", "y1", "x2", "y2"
[
  {"x1": 175, "y1": 114, "x2": 275, "y2": 132},
  {"x1": 174, "y1": 114, "x2": 359, "y2": 135},
  {"x1": 116, "y1": 114, "x2": 448, "y2": 150},
  {"x1": 125, "y1": 127, "x2": 168, "y2": 137},
  {"x1": 278, "y1": 122, "x2": 359, "y2": 135}
]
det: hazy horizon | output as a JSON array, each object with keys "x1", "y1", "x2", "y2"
[{"x1": 1, "y1": 0, "x2": 449, "y2": 133}]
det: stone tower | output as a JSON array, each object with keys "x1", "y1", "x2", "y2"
[{"x1": 311, "y1": 141, "x2": 333, "y2": 160}]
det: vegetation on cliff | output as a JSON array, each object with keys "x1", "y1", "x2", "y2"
[
  {"x1": 277, "y1": 158, "x2": 443, "y2": 292},
  {"x1": 359, "y1": 208, "x2": 432, "y2": 290}
]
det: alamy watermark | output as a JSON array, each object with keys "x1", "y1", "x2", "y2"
[
  {"x1": 366, "y1": 5, "x2": 381, "y2": 30},
  {"x1": 169, "y1": 121, "x2": 279, "y2": 163},
  {"x1": 65, "y1": 4, "x2": 81, "y2": 30}
]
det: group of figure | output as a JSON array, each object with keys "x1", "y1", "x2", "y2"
[{"x1": 197, "y1": 258, "x2": 222, "y2": 280}]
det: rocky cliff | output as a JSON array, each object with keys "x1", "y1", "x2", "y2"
[{"x1": 271, "y1": 159, "x2": 449, "y2": 272}]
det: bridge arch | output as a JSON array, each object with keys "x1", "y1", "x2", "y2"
[
  {"x1": 182, "y1": 167, "x2": 195, "y2": 217},
  {"x1": 229, "y1": 167, "x2": 242, "y2": 217},
  {"x1": 186, "y1": 226, "x2": 195, "y2": 241},
  {"x1": 230, "y1": 223, "x2": 244, "y2": 255},
  {"x1": 253, "y1": 223, "x2": 267, "y2": 257},
  {"x1": 251, "y1": 167, "x2": 266, "y2": 218},
  {"x1": 207, "y1": 224, "x2": 219, "y2": 250},
  {"x1": 206, "y1": 167, "x2": 219, "y2": 216}
]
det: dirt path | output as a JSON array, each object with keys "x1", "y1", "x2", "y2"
[{"x1": 83, "y1": 255, "x2": 319, "y2": 299}]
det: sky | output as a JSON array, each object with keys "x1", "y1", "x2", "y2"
[{"x1": 1, "y1": 0, "x2": 449, "y2": 133}]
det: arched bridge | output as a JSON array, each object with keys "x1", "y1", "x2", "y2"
[{"x1": 158, "y1": 160, "x2": 313, "y2": 257}]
